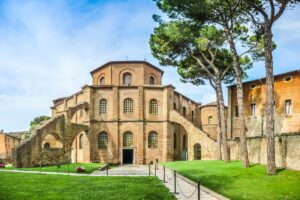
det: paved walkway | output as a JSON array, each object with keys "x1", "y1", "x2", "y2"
[{"x1": 92, "y1": 165, "x2": 149, "y2": 176}]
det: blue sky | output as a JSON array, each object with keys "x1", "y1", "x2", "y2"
[{"x1": 0, "y1": 0, "x2": 299, "y2": 132}]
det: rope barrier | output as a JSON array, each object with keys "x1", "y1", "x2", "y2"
[
  {"x1": 176, "y1": 178, "x2": 198, "y2": 198},
  {"x1": 165, "y1": 171, "x2": 174, "y2": 180}
]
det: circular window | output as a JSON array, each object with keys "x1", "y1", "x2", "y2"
[{"x1": 284, "y1": 76, "x2": 292, "y2": 82}]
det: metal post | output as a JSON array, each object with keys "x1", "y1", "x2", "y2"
[
  {"x1": 163, "y1": 166, "x2": 166, "y2": 183},
  {"x1": 154, "y1": 163, "x2": 157, "y2": 176},
  {"x1": 174, "y1": 170, "x2": 177, "y2": 194},
  {"x1": 106, "y1": 163, "x2": 109, "y2": 176},
  {"x1": 198, "y1": 180, "x2": 200, "y2": 200},
  {"x1": 148, "y1": 164, "x2": 151, "y2": 176}
]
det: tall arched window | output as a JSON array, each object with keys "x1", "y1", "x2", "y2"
[
  {"x1": 173, "y1": 103, "x2": 177, "y2": 110},
  {"x1": 99, "y1": 77, "x2": 105, "y2": 85},
  {"x1": 98, "y1": 132, "x2": 108, "y2": 149},
  {"x1": 149, "y1": 99, "x2": 158, "y2": 114},
  {"x1": 99, "y1": 99, "x2": 107, "y2": 114},
  {"x1": 79, "y1": 134, "x2": 83, "y2": 149},
  {"x1": 43, "y1": 143, "x2": 50, "y2": 149},
  {"x1": 183, "y1": 135, "x2": 186, "y2": 149},
  {"x1": 173, "y1": 132, "x2": 177, "y2": 149},
  {"x1": 150, "y1": 76, "x2": 155, "y2": 85},
  {"x1": 183, "y1": 107, "x2": 187, "y2": 117},
  {"x1": 124, "y1": 98, "x2": 133, "y2": 114},
  {"x1": 123, "y1": 132, "x2": 133, "y2": 147},
  {"x1": 123, "y1": 73, "x2": 132, "y2": 86},
  {"x1": 148, "y1": 131, "x2": 158, "y2": 148},
  {"x1": 208, "y1": 116, "x2": 213, "y2": 124},
  {"x1": 192, "y1": 111, "x2": 195, "y2": 122},
  {"x1": 194, "y1": 143, "x2": 201, "y2": 160}
]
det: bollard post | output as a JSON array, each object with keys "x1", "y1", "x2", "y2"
[
  {"x1": 163, "y1": 166, "x2": 166, "y2": 183},
  {"x1": 174, "y1": 170, "x2": 177, "y2": 194},
  {"x1": 106, "y1": 163, "x2": 109, "y2": 176},
  {"x1": 154, "y1": 163, "x2": 157, "y2": 176},
  {"x1": 148, "y1": 164, "x2": 151, "y2": 176},
  {"x1": 198, "y1": 180, "x2": 200, "y2": 200}
]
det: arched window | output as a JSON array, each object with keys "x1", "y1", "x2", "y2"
[
  {"x1": 194, "y1": 143, "x2": 201, "y2": 160},
  {"x1": 43, "y1": 143, "x2": 50, "y2": 149},
  {"x1": 99, "y1": 77, "x2": 105, "y2": 85},
  {"x1": 183, "y1": 107, "x2": 187, "y2": 117},
  {"x1": 98, "y1": 132, "x2": 108, "y2": 149},
  {"x1": 79, "y1": 134, "x2": 83, "y2": 149},
  {"x1": 99, "y1": 99, "x2": 107, "y2": 114},
  {"x1": 173, "y1": 132, "x2": 177, "y2": 149},
  {"x1": 183, "y1": 135, "x2": 186, "y2": 149},
  {"x1": 124, "y1": 98, "x2": 133, "y2": 114},
  {"x1": 149, "y1": 99, "x2": 158, "y2": 114},
  {"x1": 123, "y1": 132, "x2": 133, "y2": 147},
  {"x1": 173, "y1": 103, "x2": 177, "y2": 110},
  {"x1": 148, "y1": 131, "x2": 158, "y2": 148},
  {"x1": 123, "y1": 73, "x2": 132, "y2": 86},
  {"x1": 150, "y1": 76, "x2": 155, "y2": 85},
  {"x1": 208, "y1": 116, "x2": 213, "y2": 124},
  {"x1": 192, "y1": 111, "x2": 195, "y2": 122}
]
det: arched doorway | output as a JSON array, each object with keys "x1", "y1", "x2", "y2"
[
  {"x1": 194, "y1": 143, "x2": 201, "y2": 160},
  {"x1": 71, "y1": 131, "x2": 90, "y2": 163}
]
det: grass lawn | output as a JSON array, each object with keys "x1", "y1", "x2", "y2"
[
  {"x1": 163, "y1": 160, "x2": 300, "y2": 200},
  {"x1": 0, "y1": 163, "x2": 104, "y2": 174},
  {"x1": 0, "y1": 172, "x2": 175, "y2": 200}
]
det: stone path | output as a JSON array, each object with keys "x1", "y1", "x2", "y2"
[{"x1": 92, "y1": 165, "x2": 149, "y2": 176}]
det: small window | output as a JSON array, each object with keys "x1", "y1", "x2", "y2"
[
  {"x1": 192, "y1": 111, "x2": 195, "y2": 122},
  {"x1": 174, "y1": 103, "x2": 177, "y2": 110},
  {"x1": 99, "y1": 77, "x2": 105, "y2": 85},
  {"x1": 123, "y1": 132, "x2": 133, "y2": 147},
  {"x1": 99, "y1": 99, "x2": 107, "y2": 114},
  {"x1": 251, "y1": 84, "x2": 256, "y2": 89},
  {"x1": 149, "y1": 99, "x2": 158, "y2": 114},
  {"x1": 98, "y1": 132, "x2": 108, "y2": 149},
  {"x1": 124, "y1": 98, "x2": 133, "y2": 114},
  {"x1": 150, "y1": 76, "x2": 155, "y2": 85},
  {"x1": 123, "y1": 73, "x2": 132, "y2": 86},
  {"x1": 148, "y1": 131, "x2": 158, "y2": 148},
  {"x1": 284, "y1": 76, "x2": 292, "y2": 82},
  {"x1": 285, "y1": 100, "x2": 292, "y2": 115},
  {"x1": 250, "y1": 103, "x2": 256, "y2": 116},
  {"x1": 183, "y1": 107, "x2": 187, "y2": 117},
  {"x1": 208, "y1": 116, "x2": 213, "y2": 124},
  {"x1": 43, "y1": 143, "x2": 50, "y2": 149},
  {"x1": 173, "y1": 132, "x2": 177, "y2": 149},
  {"x1": 79, "y1": 134, "x2": 83, "y2": 149},
  {"x1": 235, "y1": 106, "x2": 239, "y2": 117}
]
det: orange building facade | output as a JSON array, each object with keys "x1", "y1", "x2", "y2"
[{"x1": 227, "y1": 70, "x2": 300, "y2": 170}]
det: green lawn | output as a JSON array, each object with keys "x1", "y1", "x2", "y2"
[
  {"x1": 0, "y1": 163, "x2": 104, "y2": 174},
  {"x1": 163, "y1": 160, "x2": 300, "y2": 200},
  {"x1": 0, "y1": 172, "x2": 175, "y2": 200}
]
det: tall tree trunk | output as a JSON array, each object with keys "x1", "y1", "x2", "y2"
[
  {"x1": 209, "y1": 80, "x2": 222, "y2": 160},
  {"x1": 215, "y1": 78, "x2": 230, "y2": 162},
  {"x1": 216, "y1": 100, "x2": 222, "y2": 160},
  {"x1": 264, "y1": 22, "x2": 276, "y2": 175},
  {"x1": 224, "y1": 27, "x2": 250, "y2": 168}
]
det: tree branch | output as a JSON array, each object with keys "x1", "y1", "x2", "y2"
[{"x1": 273, "y1": 0, "x2": 289, "y2": 23}]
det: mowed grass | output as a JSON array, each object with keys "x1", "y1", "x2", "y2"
[
  {"x1": 0, "y1": 163, "x2": 104, "y2": 174},
  {"x1": 163, "y1": 160, "x2": 300, "y2": 200},
  {"x1": 0, "y1": 172, "x2": 175, "y2": 200}
]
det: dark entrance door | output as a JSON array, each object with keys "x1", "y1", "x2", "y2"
[{"x1": 123, "y1": 149, "x2": 133, "y2": 164}]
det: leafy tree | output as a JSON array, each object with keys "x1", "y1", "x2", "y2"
[
  {"x1": 244, "y1": 0, "x2": 299, "y2": 174},
  {"x1": 152, "y1": 0, "x2": 257, "y2": 165},
  {"x1": 150, "y1": 21, "x2": 247, "y2": 162}
]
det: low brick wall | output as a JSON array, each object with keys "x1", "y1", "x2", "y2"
[{"x1": 228, "y1": 133, "x2": 300, "y2": 171}]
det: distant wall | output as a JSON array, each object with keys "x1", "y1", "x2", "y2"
[{"x1": 228, "y1": 133, "x2": 300, "y2": 171}]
